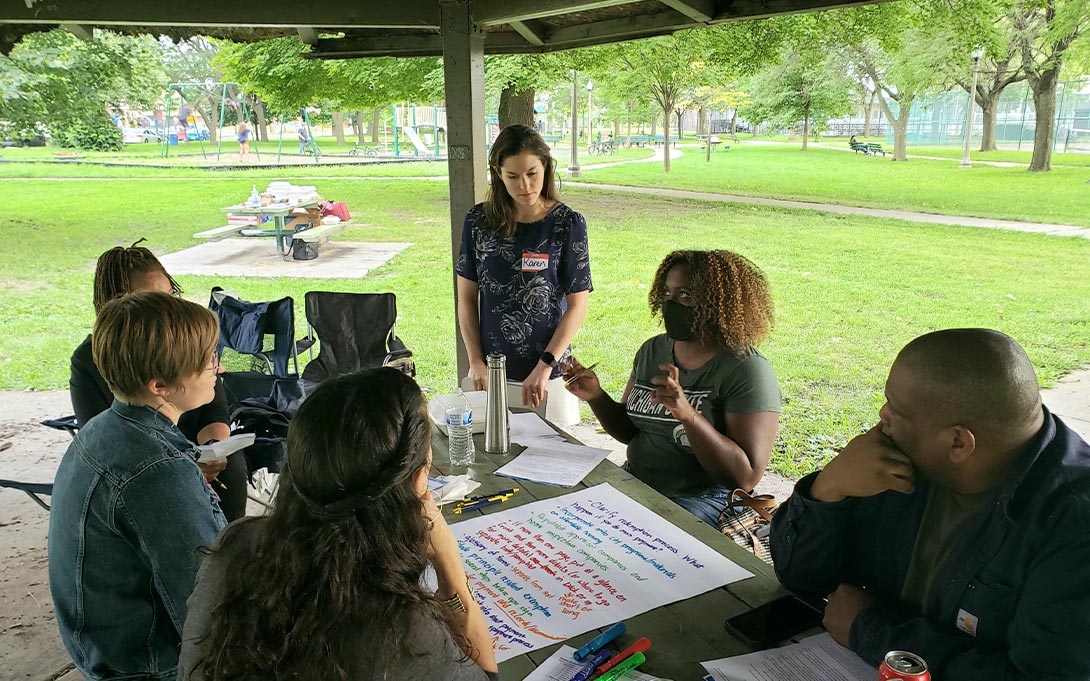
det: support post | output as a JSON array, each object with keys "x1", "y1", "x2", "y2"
[
  {"x1": 441, "y1": 0, "x2": 487, "y2": 381},
  {"x1": 568, "y1": 70, "x2": 581, "y2": 178}
]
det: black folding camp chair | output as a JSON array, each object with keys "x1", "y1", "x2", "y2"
[
  {"x1": 299, "y1": 291, "x2": 415, "y2": 383},
  {"x1": 208, "y1": 287, "x2": 310, "y2": 378}
]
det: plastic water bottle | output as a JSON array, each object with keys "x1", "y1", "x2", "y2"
[
  {"x1": 248, "y1": 185, "x2": 260, "y2": 207},
  {"x1": 446, "y1": 387, "x2": 475, "y2": 467}
]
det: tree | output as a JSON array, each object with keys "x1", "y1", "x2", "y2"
[
  {"x1": 1010, "y1": 0, "x2": 1090, "y2": 171},
  {"x1": 616, "y1": 32, "x2": 715, "y2": 172},
  {"x1": 2, "y1": 28, "x2": 163, "y2": 150},
  {"x1": 743, "y1": 49, "x2": 853, "y2": 150}
]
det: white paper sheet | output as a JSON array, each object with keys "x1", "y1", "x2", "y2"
[
  {"x1": 700, "y1": 633, "x2": 875, "y2": 681},
  {"x1": 454, "y1": 483, "x2": 752, "y2": 662},
  {"x1": 522, "y1": 645, "x2": 671, "y2": 681},
  {"x1": 428, "y1": 475, "x2": 481, "y2": 506},
  {"x1": 510, "y1": 411, "x2": 565, "y2": 443},
  {"x1": 493, "y1": 440, "x2": 611, "y2": 488},
  {"x1": 195, "y1": 433, "x2": 255, "y2": 462}
]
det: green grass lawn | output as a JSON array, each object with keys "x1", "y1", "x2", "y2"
[
  {"x1": 4, "y1": 176, "x2": 1090, "y2": 478},
  {"x1": 900, "y1": 145, "x2": 1090, "y2": 167},
  {"x1": 577, "y1": 143, "x2": 1090, "y2": 227}
]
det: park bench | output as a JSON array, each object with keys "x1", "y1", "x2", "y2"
[
  {"x1": 850, "y1": 141, "x2": 871, "y2": 154},
  {"x1": 627, "y1": 134, "x2": 653, "y2": 147},
  {"x1": 193, "y1": 222, "x2": 256, "y2": 241},
  {"x1": 542, "y1": 134, "x2": 562, "y2": 144},
  {"x1": 290, "y1": 221, "x2": 348, "y2": 245},
  {"x1": 867, "y1": 143, "x2": 887, "y2": 156}
]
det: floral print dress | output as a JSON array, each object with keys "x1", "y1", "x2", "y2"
[{"x1": 456, "y1": 202, "x2": 593, "y2": 382}]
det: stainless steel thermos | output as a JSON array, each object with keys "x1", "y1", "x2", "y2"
[{"x1": 484, "y1": 353, "x2": 510, "y2": 454}]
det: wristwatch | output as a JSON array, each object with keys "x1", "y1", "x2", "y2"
[{"x1": 540, "y1": 351, "x2": 558, "y2": 368}]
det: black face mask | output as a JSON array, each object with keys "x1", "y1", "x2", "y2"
[{"x1": 662, "y1": 299, "x2": 694, "y2": 341}]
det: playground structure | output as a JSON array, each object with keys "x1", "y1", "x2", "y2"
[{"x1": 159, "y1": 81, "x2": 262, "y2": 162}]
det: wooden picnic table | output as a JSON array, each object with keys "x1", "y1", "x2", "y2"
[
  {"x1": 432, "y1": 416, "x2": 785, "y2": 681},
  {"x1": 220, "y1": 201, "x2": 320, "y2": 255}
]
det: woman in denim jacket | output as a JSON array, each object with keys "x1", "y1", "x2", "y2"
[{"x1": 49, "y1": 291, "x2": 227, "y2": 681}]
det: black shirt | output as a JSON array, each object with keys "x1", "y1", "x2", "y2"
[{"x1": 69, "y1": 335, "x2": 230, "y2": 443}]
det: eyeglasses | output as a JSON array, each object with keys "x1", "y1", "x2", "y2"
[{"x1": 207, "y1": 352, "x2": 221, "y2": 373}]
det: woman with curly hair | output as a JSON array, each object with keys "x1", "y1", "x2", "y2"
[
  {"x1": 565, "y1": 250, "x2": 781, "y2": 526},
  {"x1": 456, "y1": 124, "x2": 592, "y2": 424},
  {"x1": 178, "y1": 367, "x2": 498, "y2": 681}
]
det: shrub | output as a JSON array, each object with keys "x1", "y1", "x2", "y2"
[{"x1": 56, "y1": 112, "x2": 123, "y2": 151}]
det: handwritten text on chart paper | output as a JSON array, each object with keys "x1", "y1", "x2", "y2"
[{"x1": 452, "y1": 483, "x2": 753, "y2": 662}]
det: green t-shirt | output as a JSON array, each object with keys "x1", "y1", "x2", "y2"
[{"x1": 625, "y1": 334, "x2": 782, "y2": 496}]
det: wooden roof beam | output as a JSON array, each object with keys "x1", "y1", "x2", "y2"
[
  {"x1": 657, "y1": 0, "x2": 716, "y2": 22},
  {"x1": 509, "y1": 19, "x2": 546, "y2": 46},
  {"x1": 0, "y1": 0, "x2": 440, "y2": 29},
  {"x1": 471, "y1": 0, "x2": 632, "y2": 26}
]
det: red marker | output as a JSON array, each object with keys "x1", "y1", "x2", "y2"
[{"x1": 595, "y1": 637, "x2": 651, "y2": 676}]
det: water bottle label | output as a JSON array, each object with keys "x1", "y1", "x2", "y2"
[{"x1": 447, "y1": 411, "x2": 472, "y2": 426}]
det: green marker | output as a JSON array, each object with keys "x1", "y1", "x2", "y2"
[{"x1": 597, "y1": 652, "x2": 646, "y2": 681}]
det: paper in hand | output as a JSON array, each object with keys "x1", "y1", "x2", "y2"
[{"x1": 196, "y1": 433, "x2": 255, "y2": 462}]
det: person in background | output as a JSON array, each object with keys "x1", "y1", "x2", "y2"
[
  {"x1": 179, "y1": 368, "x2": 498, "y2": 681},
  {"x1": 50, "y1": 291, "x2": 226, "y2": 681},
  {"x1": 771, "y1": 329, "x2": 1090, "y2": 680},
  {"x1": 237, "y1": 121, "x2": 250, "y2": 161},
  {"x1": 456, "y1": 124, "x2": 592, "y2": 421},
  {"x1": 297, "y1": 120, "x2": 309, "y2": 155},
  {"x1": 69, "y1": 241, "x2": 248, "y2": 521},
  {"x1": 565, "y1": 250, "x2": 781, "y2": 526}
]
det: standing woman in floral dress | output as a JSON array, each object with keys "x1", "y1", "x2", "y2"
[{"x1": 456, "y1": 125, "x2": 592, "y2": 421}]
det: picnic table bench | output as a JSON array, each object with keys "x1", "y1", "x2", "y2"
[
  {"x1": 192, "y1": 222, "x2": 258, "y2": 241},
  {"x1": 867, "y1": 143, "x2": 887, "y2": 156}
]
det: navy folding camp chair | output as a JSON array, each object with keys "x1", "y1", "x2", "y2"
[{"x1": 208, "y1": 287, "x2": 308, "y2": 378}]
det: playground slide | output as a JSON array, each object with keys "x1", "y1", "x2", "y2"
[{"x1": 403, "y1": 126, "x2": 432, "y2": 155}]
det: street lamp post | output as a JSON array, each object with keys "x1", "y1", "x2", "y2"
[
  {"x1": 568, "y1": 70, "x2": 580, "y2": 178},
  {"x1": 960, "y1": 47, "x2": 985, "y2": 169},
  {"x1": 586, "y1": 80, "x2": 594, "y2": 143}
]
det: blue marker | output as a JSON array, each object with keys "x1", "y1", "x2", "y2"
[
  {"x1": 572, "y1": 621, "x2": 626, "y2": 661},
  {"x1": 568, "y1": 649, "x2": 610, "y2": 681}
]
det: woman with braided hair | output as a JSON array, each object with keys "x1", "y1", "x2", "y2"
[
  {"x1": 564, "y1": 250, "x2": 782, "y2": 526},
  {"x1": 69, "y1": 240, "x2": 248, "y2": 521},
  {"x1": 178, "y1": 368, "x2": 498, "y2": 681}
]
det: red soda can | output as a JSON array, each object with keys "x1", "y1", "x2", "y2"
[{"x1": 878, "y1": 651, "x2": 930, "y2": 681}]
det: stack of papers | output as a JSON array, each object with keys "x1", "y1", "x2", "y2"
[
  {"x1": 494, "y1": 412, "x2": 610, "y2": 488},
  {"x1": 701, "y1": 633, "x2": 874, "y2": 681},
  {"x1": 195, "y1": 434, "x2": 255, "y2": 462}
]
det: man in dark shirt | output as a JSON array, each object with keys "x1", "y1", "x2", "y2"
[{"x1": 771, "y1": 328, "x2": 1090, "y2": 680}]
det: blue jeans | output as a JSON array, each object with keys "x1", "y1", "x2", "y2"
[{"x1": 669, "y1": 485, "x2": 732, "y2": 527}]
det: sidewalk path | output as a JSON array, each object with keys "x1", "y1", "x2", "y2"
[{"x1": 566, "y1": 181, "x2": 1090, "y2": 238}]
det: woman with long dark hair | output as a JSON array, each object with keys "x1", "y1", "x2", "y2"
[
  {"x1": 179, "y1": 368, "x2": 499, "y2": 681},
  {"x1": 456, "y1": 124, "x2": 592, "y2": 423},
  {"x1": 564, "y1": 250, "x2": 781, "y2": 526},
  {"x1": 69, "y1": 240, "x2": 248, "y2": 521}
]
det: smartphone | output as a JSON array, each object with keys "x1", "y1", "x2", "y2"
[{"x1": 724, "y1": 595, "x2": 825, "y2": 649}]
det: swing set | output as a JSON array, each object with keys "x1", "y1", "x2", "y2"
[{"x1": 160, "y1": 81, "x2": 261, "y2": 162}]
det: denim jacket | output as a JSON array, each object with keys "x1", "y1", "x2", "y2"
[
  {"x1": 48, "y1": 400, "x2": 226, "y2": 680},
  {"x1": 771, "y1": 408, "x2": 1090, "y2": 680}
]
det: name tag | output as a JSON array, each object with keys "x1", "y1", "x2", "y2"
[
  {"x1": 956, "y1": 608, "x2": 978, "y2": 637},
  {"x1": 522, "y1": 252, "x2": 550, "y2": 272}
]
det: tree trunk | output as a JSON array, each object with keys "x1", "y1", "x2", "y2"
[
  {"x1": 626, "y1": 106, "x2": 633, "y2": 149},
  {"x1": 651, "y1": 113, "x2": 658, "y2": 137},
  {"x1": 697, "y1": 106, "x2": 706, "y2": 136},
  {"x1": 979, "y1": 91, "x2": 1001, "y2": 152},
  {"x1": 371, "y1": 108, "x2": 381, "y2": 144},
  {"x1": 332, "y1": 111, "x2": 346, "y2": 145},
  {"x1": 357, "y1": 111, "x2": 366, "y2": 144},
  {"x1": 863, "y1": 90, "x2": 876, "y2": 137},
  {"x1": 254, "y1": 100, "x2": 268, "y2": 142},
  {"x1": 1029, "y1": 68, "x2": 1059, "y2": 172},
  {"x1": 499, "y1": 85, "x2": 535, "y2": 129},
  {"x1": 729, "y1": 111, "x2": 737, "y2": 135},
  {"x1": 613, "y1": 119, "x2": 620, "y2": 138},
  {"x1": 675, "y1": 109, "x2": 683, "y2": 139},
  {"x1": 663, "y1": 105, "x2": 673, "y2": 172},
  {"x1": 801, "y1": 102, "x2": 810, "y2": 151},
  {"x1": 194, "y1": 104, "x2": 218, "y2": 145}
]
